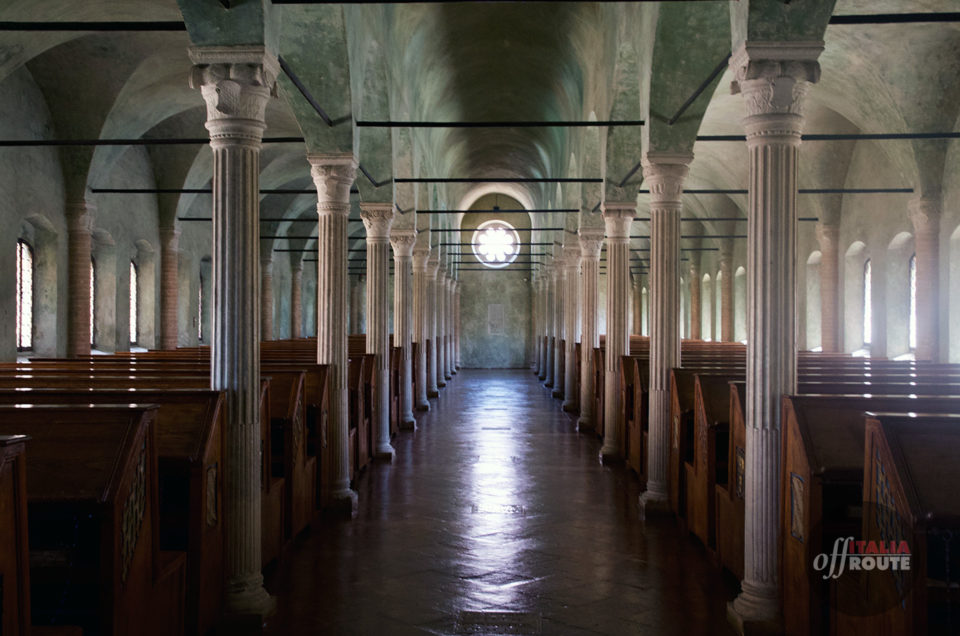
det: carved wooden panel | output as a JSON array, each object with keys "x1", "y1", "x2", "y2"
[
  {"x1": 735, "y1": 447, "x2": 745, "y2": 500},
  {"x1": 790, "y1": 472, "x2": 805, "y2": 542},
  {"x1": 205, "y1": 464, "x2": 218, "y2": 528},
  {"x1": 121, "y1": 440, "x2": 147, "y2": 584}
]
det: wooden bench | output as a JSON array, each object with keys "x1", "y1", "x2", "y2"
[
  {"x1": 0, "y1": 435, "x2": 30, "y2": 636},
  {"x1": 0, "y1": 404, "x2": 186, "y2": 636}
]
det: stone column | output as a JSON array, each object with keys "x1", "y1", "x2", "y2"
[
  {"x1": 542, "y1": 262, "x2": 555, "y2": 385},
  {"x1": 816, "y1": 222, "x2": 840, "y2": 352},
  {"x1": 159, "y1": 226, "x2": 180, "y2": 350},
  {"x1": 441, "y1": 273, "x2": 453, "y2": 380},
  {"x1": 189, "y1": 45, "x2": 278, "y2": 616},
  {"x1": 391, "y1": 228, "x2": 417, "y2": 429},
  {"x1": 533, "y1": 277, "x2": 542, "y2": 374},
  {"x1": 551, "y1": 257, "x2": 566, "y2": 398},
  {"x1": 728, "y1": 42, "x2": 822, "y2": 625},
  {"x1": 360, "y1": 203, "x2": 395, "y2": 459},
  {"x1": 689, "y1": 260, "x2": 702, "y2": 340},
  {"x1": 436, "y1": 265, "x2": 448, "y2": 388},
  {"x1": 641, "y1": 153, "x2": 692, "y2": 507},
  {"x1": 426, "y1": 256, "x2": 440, "y2": 397},
  {"x1": 290, "y1": 261, "x2": 303, "y2": 339},
  {"x1": 632, "y1": 279, "x2": 642, "y2": 336},
  {"x1": 447, "y1": 277, "x2": 456, "y2": 377},
  {"x1": 577, "y1": 228, "x2": 604, "y2": 432},
  {"x1": 349, "y1": 274, "x2": 365, "y2": 334},
  {"x1": 66, "y1": 202, "x2": 94, "y2": 357},
  {"x1": 413, "y1": 247, "x2": 431, "y2": 409},
  {"x1": 600, "y1": 203, "x2": 635, "y2": 462},
  {"x1": 308, "y1": 153, "x2": 359, "y2": 517},
  {"x1": 562, "y1": 244, "x2": 580, "y2": 411},
  {"x1": 260, "y1": 254, "x2": 273, "y2": 341},
  {"x1": 455, "y1": 279, "x2": 462, "y2": 369},
  {"x1": 909, "y1": 197, "x2": 941, "y2": 362},
  {"x1": 720, "y1": 240, "x2": 734, "y2": 342}
]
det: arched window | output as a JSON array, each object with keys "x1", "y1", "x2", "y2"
[
  {"x1": 16, "y1": 239, "x2": 34, "y2": 351},
  {"x1": 129, "y1": 261, "x2": 139, "y2": 345},
  {"x1": 863, "y1": 259, "x2": 872, "y2": 346},
  {"x1": 908, "y1": 253, "x2": 917, "y2": 350},
  {"x1": 198, "y1": 271, "x2": 204, "y2": 343},
  {"x1": 90, "y1": 257, "x2": 96, "y2": 346}
]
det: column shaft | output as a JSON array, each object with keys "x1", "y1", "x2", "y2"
[
  {"x1": 391, "y1": 229, "x2": 417, "y2": 428},
  {"x1": 290, "y1": 264, "x2": 303, "y2": 339},
  {"x1": 562, "y1": 246, "x2": 580, "y2": 411},
  {"x1": 67, "y1": 203, "x2": 93, "y2": 357},
  {"x1": 690, "y1": 262, "x2": 702, "y2": 340},
  {"x1": 552, "y1": 263, "x2": 565, "y2": 399},
  {"x1": 543, "y1": 265, "x2": 555, "y2": 385},
  {"x1": 578, "y1": 229, "x2": 603, "y2": 432},
  {"x1": 437, "y1": 268, "x2": 447, "y2": 388},
  {"x1": 260, "y1": 258, "x2": 273, "y2": 341},
  {"x1": 160, "y1": 227, "x2": 180, "y2": 350},
  {"x1": 910, "y1": 198, "x2": 941, "y2": 361},
  {"x1": 413, "y1": 248, "x2": 431, "y2": 409},
  {"x1": 816, "y1": 223, "x2": 840, "y2": 352},
  {"x1": 426, "y1": 258, "x2": 440, "y2": 397},
  {"x1": 720, "y1": 242, "x2": 734, "y2": 342}
]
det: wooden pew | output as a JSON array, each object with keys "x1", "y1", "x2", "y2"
[
  {"x1": 780, "y1": 396, "x2": 960, "y2": 636},
  {"x1": 621, "y1": 356, "x2": 642, "y2": 479},
  {"x1": 857, "y1": 412, "x2": 960, "y2": 635},
  {"x1": 716, "y1": 381, "x2": 746, "y2": 580},
  {"x1": 0, "y1": 404, "x2": 186, "y2": 636},
  {"x1": 0, "y1": 435, "x2": 30, "y2": 636},
  {"x1": 267, "y1": 371, "x2": 314, "y2": 540}
]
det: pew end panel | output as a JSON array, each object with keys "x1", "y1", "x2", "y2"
[{"x1": 0, "y1": 435, "x2": 30, "y2": 636}]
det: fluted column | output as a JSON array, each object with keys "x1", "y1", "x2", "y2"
[
  {"x1": 577, "y1": 229, "x2": 603, "y2": 432},
  {"x1": 729, "y1": 42, "x2": 822, "y2": 625},
  {"x1": 690, "y1": 260, "x2": 702, "y2": 340},
  {"x1": 349, "y1": 274, "x2": 365, "y2": 334},
  {"x1": 600, "y1": 203, "x2": 635, "y2": 462},
  {"x1": 632, "y1": 279, "x2": 642, "y2": 336},
  {"x1": 533, "y1": 277, "x2": 543, "y2": 374},
  {"x1": 454, "y1": 280, "x2": 462, "y2": 368},
  {"x1": 412, "y1": 247, "x2": 431, "y2": 410},
  {"x1": 290, "y1": 261, "x2": 303, "y2": 339},
  {"x1": 260, "y1": 254, "x2": 274, "y2": 341},
  {"x1": 360, "y1": 203, "x2": 395, "y2": 459},
  {"x1": 909, "y1": 197, "x2": 941, "y2": 361},
  {"x1": 551, "y1": 257, "x2": 566, "y2": 398},
  {"x1": 642, "y1": 153, "x2": 692, "y2": 506},
  {"x1": 66, "y1": 202, "x2": 94, "y2": 357},
  {"x1": 562, "y1": 244, "x2": 580, "y2": 411},
  {"x1": 542, "y1": 262, "x2": 555, "y2": 385},
  {"x1": 720, "y1": 241, "x2": 734, "y2": 342},
  {"x1": 159, "y1": 226, "x2": 180, "y2": 350},
  {"x1": 308, "y1": 153, "x2": 359, "y2": 517},
  {"x1": 426, "y1": 256, "x2": 440, "y2": 397},
  {"x1": 446, "y1": 277, "x2": 456, "y2": 376},
  {"x1": 391, "y1": 229, "x2": 417, "y2": 429},
  {"x1": 443, "y1": 273, "x2": 453, "y2": 380},
  {"x1": 816, "y1": 222, "x2": 840, "y2": 352},
  {"x1": 437, "y1": 265, "x2": 448, "y2": 388},
  {"x1": 189, "y1": 45, "x2": 278, "y2": 616}
]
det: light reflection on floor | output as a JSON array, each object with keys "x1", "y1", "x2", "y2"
[{"x1": 264, "y1": 369, "x2": 737, "y2": 635}]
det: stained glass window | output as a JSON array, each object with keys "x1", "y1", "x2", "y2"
[{"x1": 16, "y1": 240, "x2": 33, "y2": 351}]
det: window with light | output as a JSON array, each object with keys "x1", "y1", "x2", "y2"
[
  {"x1": 90, "y1": 257, "x2": 96, "y2": 346},
  {"x1": 471, "y1": 220, "x2": 520, "y2": 269},
  {"x1": 863, "y1": 259, "x2": 872, "y2": 346},
  {"x1": 16, "y1": 239, "x2": 33, "y2": 351},
  {"x1": 908, "y1": 253, "x2": 917, "y2": 350},
  {"x1": 198, "y1": 272, "x2": 204, "y2": 342},
  {"x1": 130, "y1": 261, "x2": 139, "y2": 345}
]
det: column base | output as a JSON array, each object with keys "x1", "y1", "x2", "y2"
[
  {"x1": 223, "y1": 574, "x2": 276, "y2": 622},
  {"x1": 727, "y1": 595, "x2": 782, "y2": 636},
  {"x1": 544, "y1": 380, "x2": 554, "y2": 389},
  {"x1": 561, "y1": 400, "x2": 578, "y2": 413},
  {"x1": 599, "y1": 446, "x2": 623, "y2": 465},
  {"x1": 438, "y1": 380, "x2": 446, "y2": 388},
  {"x1": 374, "y1": 445, "x2": 395, "y2": 461},
  {"x1": 444, "y1": 373, "x2": 452, "y2": 381},
  {"x1": 538, "y1": 373, "x2": 547, "y2": 381},
  {"x1": 400, "y1": 418, "x2": 417, "y2": 431},
  {"x1": 551, "y1": 389, "x2": 564, "y2": 399},
  {"x1": 326, "y1": 487, "x2": 359, "y2": 518},
  {"x1": 576, "y1": 417, "x2": 594, "y2": 434},
  {"x1": 451, "y1": 369, "x2": 457, "y2": 375},
  {"x1": 427, "y1": 389, "x2": 439, "y2": 398},
  {"x1": 415, "y1": 401, "x2": 430, "y2": 412},
  {"x1": 638, "y1": 490, "x2": 670, "y2": 520}
]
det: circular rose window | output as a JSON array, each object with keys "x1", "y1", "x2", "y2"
[{"x1": 471, "y1": 220, "x2": 520, "y2": 269}]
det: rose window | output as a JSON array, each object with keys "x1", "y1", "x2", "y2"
[{"x1": 471, "y1": 220, "x2": 521, "y2": 269}]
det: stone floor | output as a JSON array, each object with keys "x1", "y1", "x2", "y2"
[{"x1": 263, "y1": 369, "x2": 739, "y2": 635}]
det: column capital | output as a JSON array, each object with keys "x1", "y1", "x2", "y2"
[
  {"x1": 309, "y1": 153, "x2": 357, "y2": 216},
  {"x1": 427, "y1": 256, "x2": 441, "y2": 277},
  {"x1": 908, "y1": 196, "x2": 942, "y2": 235},
  {"x1": 390, "y1": 228, "x2": 417, "y2": 257},
  {"x1": 729, "y1": 41, "x2": 822, "y2": 130},
  {"x1": 814, "y1": 221, "x2": 840, "y2": 251},
  {"x1": 291, "y1": 258, "x2": 304, "y2": 273},
  {"x1": 159, "y1": 225, "x2": 181, "y2": 244},
  {"x1": 66, "y1": 200, "x2": 95, "y2": 227},
  {"x1": 578, "y1": 227, "x2": 605, "y2": 260},
  {"x1": 562, "y1": 243, "x2": 581, "y2": 267},
  {"x1": 413, "y1": 246, "x2": 431, "y2": 271},
  {"x1": 188, "y1": 46, "x2": 278, "y2": 138},
  {"x1": 641, "y1": 153, "x2": 693, "y2": 207},
  {"x1": 359, "y1": 202, "x2": 395, "y2": 240},
  {"x1": 602, "y1": 202, "x2": 635, "y2": 241},
  {"x1": 260, "y1": 251, "x2": 273, "y2": 267}
]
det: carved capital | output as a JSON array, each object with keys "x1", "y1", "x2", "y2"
[
  {"x1": 189, "y1": 46, "x2": 278, "y2": 138},
  {"x1": 412, "y1": 246, "x2": 431, "y2": 271},
  {"x1": 390, "y1": 228, "x2": 417, "y2": 258},
  {"x1": 641, "y1": 153, "x2": 693, "y2": 207},
  {"x1": 562, "y1": 243, "x2": 581, "y2": 269},
  {"x1": 814, "y1": 222, "x2": 840, "y2": 253},
  {"x1": 908, "y1": 197, "x2": 942, "y2": 236},
  {"x1": 729, "y1": 41, "x2": 822, "y2": 123},
  {"x1": 427, "y1": 256, "x2": 441, "y2": 277},
  {"x1": 308, "y1": 153, "x2": 357, "y2": 216},
  {"x1": 602, "y1": 202, "x2": 636, "y2": 241},
  {"x1": 359, "y1": 202, "x2": 395, "y2": 240}
]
